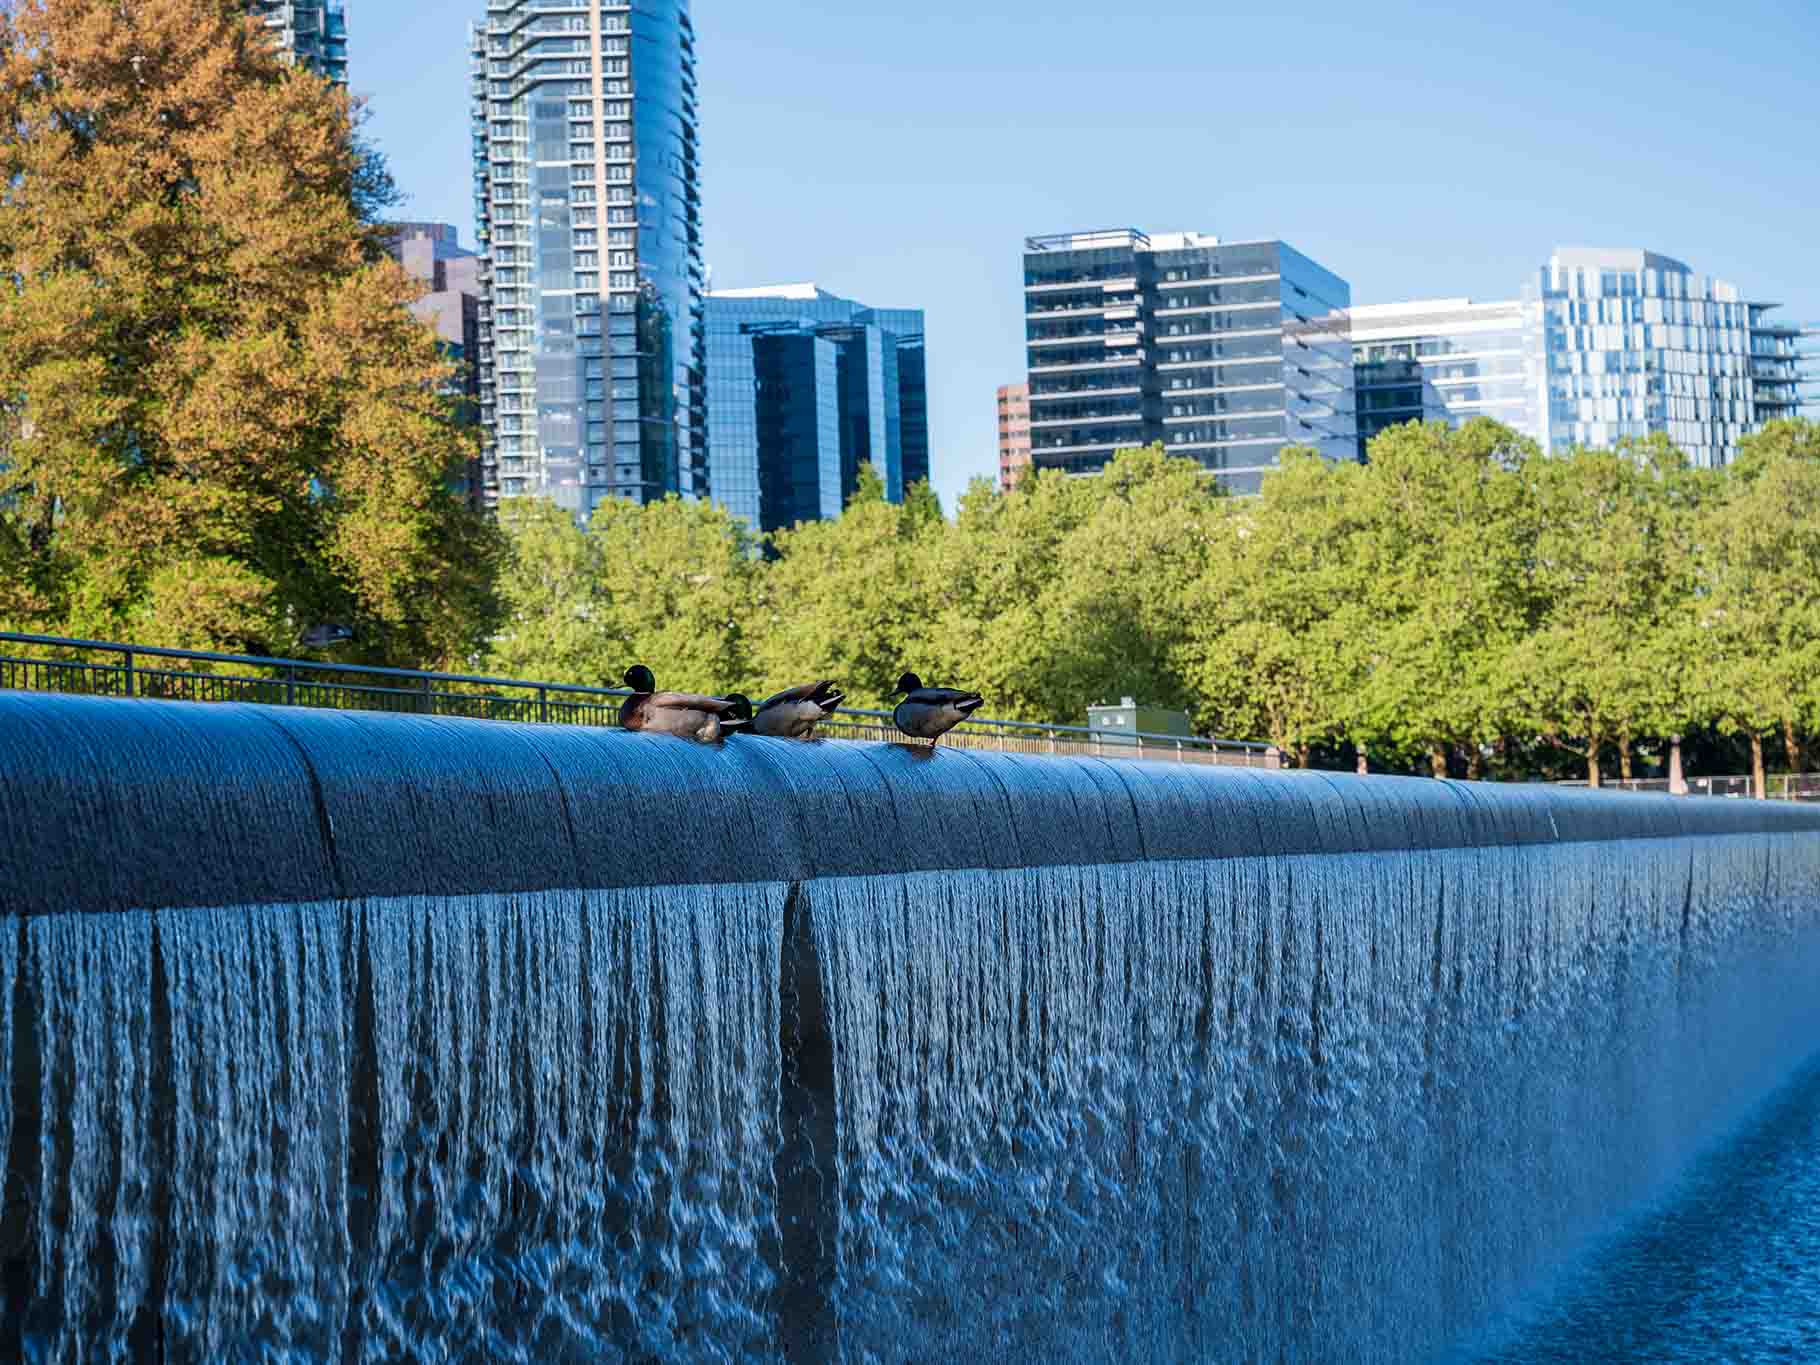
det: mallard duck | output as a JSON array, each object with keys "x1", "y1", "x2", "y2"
[
  {"x1": 891, "y1": 672, "x2": 984, "y2": 745},
  {"x1": 752, "y1": 680, "x2": 845, "y2": 739},
  {"x1": 619, "y1": 665, "x2": 753, "y2": 742}
]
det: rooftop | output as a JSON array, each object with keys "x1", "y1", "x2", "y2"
[{"x1": 708, "y1": 282, "x2": 833, "y2": 301}]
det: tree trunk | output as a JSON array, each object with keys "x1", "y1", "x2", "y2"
[
  {"x1": 1355, "y1": 747, "x2": 1368, "y2": 777},
  {"x1": 1429, "y1": 745, "x2": 1448, "y2": 780},
  {"x1": 1296, "y1": 745, "x2": 1310, "y2": 770},
  {"x1": 1784, "y1": 719, "x2": 1805, "y2": 775},
  {"x1": 1668, "y1": 736, "x2": 1688, "y2": 796},
  {"x1": 1752, "y1": 734, "x2": 1767, "y2": 800},
  {"x1": 1465, "y1": 746, "x2": 1483, "y2": 781},
  {"x1": 1587, "y1": 750, "x2": 1601, "y2": 788},
  {"x1": 1618, "y1": 734, "x2": 1633, "y2": 783}
]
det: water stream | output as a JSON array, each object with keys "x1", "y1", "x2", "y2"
[{"x1": 5, "y1": 694, "x2": 1820, "y2": 1360}]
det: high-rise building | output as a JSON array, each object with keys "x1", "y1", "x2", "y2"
[
  {"x1": 1534, "y1": 248, "x2": 1780, "y2": 467},
  {"x1": 471, "y1": 0, "x2": 706, "y2": 521},
  {"x1": 1022, "y1": 229, "x2": 1355, "y2": 493},
  {"x1": 388, "y1": 223, "x2": 485, "y2": 507},
  {"x1": 249, "y1": 1, "x2": 348, "y2": 83},
  {"x1": 1347, "y1": 249, "x2": 1811, "y2": 466},
  {"x1": 704, "y1": 285, "x2": 927, "y2": 533},
  {"x1": 997, "y1": 384, "x2": 1031, "y2": 490},
  {"x1": 1348, "y1": 298, "x2": 1541, "y2": 457}
]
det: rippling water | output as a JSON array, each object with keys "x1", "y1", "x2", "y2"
[{"x1": 1469, "y1": 1052, "x2": 1820, "y2": 1363}]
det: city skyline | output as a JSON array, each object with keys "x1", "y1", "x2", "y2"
[{"x1": 355, "y1": 0, "x2": 1819, "y2": 510}]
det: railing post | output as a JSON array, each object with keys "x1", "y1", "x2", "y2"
[
  {"x1": 538, "y1": 687, "x2": 549, "y2": 724},
  {"x1": 422, "y1": 675, "x2": 434, "y2": 716},
  {"x1": 122, "y1": 649, "x2": 135, "y2": 698},
  {"x1": 285, "y1": 667, "x2": 297, "y2": 709}
]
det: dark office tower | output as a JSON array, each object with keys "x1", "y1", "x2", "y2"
[
  {"x1": 1023, "y1": 229, "x2": 1355, "y2": 493},
  {"x1": 249, "y1": 2, "x2": 348, "y2": 83},
  {"x1": 471, "y1": 0, "x2": 706, "y2": 521},
  {"x1": 705, "y1": 285, "x2": 928, "y2": 534}
]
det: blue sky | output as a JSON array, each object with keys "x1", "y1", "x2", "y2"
[{"x1": 358, "y1": 0, "x2": 1819, "y2": 511}]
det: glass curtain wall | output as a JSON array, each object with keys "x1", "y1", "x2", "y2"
[
  {"x1": 1025, "y1": 230, "x2": 1357, "y2": 492},
  {"x1": 1533, "y1": 249, "x2": 1754, "y2": 468},
  {"x1": 704, "y1": 288, "x2": 926, "y2": 533},
  {"x1": 249, "y1": 1, "x2": 348, "y2": 82},
  {"x1": 471, "y1": 0, "x2": 705, "y2": 521}
]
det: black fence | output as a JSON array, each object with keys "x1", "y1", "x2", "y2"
[{"x1": 0, "y1": 632, "x2": 1280, "y2": 767}]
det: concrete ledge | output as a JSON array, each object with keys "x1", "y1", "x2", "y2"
[{"x1": 4, "y1": 692, "x2": 1819, "y2": 916}]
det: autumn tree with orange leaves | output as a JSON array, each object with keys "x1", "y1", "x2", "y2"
[{"x1": 0, "y1": 0, "x2": 501, "y2": 666}]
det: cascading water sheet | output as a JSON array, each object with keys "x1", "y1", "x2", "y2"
[
  {"x1": 11, "y1": 694, "x2": 1820, "y2": 1363},
  {"x1": 0, "y1": 920, "x2": 14, "y2": 1241},
  {"x1": 156, "y1": 903, "x2": 354, "y2": 1361},
  {"x1": 1, "y1": 885, "x2": 787, "y2": 1364},
  {"x1": 16, "y1": 914, "x2": 154, "y2": 1365},
  {"x1": 804, "y1": 835, "x2": 1820, "y2": 1363},
  {"x1": 356, "y1": 884, "x2": 786, "y2": 1362}
]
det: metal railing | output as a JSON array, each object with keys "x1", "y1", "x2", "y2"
[
  {"x1": 1560, "y1": 773, "x2": 1820, "y2": 803},
  {"x1": 0, "y1": 633, "x2": 1280, "y2": 768}
]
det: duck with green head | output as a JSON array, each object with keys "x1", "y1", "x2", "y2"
[
  {"x1": 891, "y1": 672, "x2": 984, "y2": 745},
  {"x1": 619, "y1": 665, "x2": 754, "y2": 742}
]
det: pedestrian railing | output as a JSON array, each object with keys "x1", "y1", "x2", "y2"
[
  {"x1": 1559, "y1": 773, "x2": 1820, "y2": 803},
  {"x1": 0, "y1": 633, "x2": 1280, "y2": 769}
]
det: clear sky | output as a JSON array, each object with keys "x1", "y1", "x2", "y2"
[{"x1": 357, "y1": 0, "x2": 1819, "y2": 512}]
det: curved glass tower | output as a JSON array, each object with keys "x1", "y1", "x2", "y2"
[{"x1": 471, "y1": 0, "x2": 707, "y2": 520}]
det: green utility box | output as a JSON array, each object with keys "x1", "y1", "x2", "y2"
[{"x1": 1086, "y1": 697, "x2": 1194, "y2": 747}]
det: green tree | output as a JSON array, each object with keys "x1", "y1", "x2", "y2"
[
  {"x1": 0, "y1": 0, "x2": 498, "y2": 666},
  {"x1": 1507, "y1": 437, "x2": 1709, "y2": 785},
  {"x1": 916, "y1": 446, "x2": 1220, "y2": 724},
  {"x1": 1695, "y1": 420, "x2": 1820, "y2": 796},
  {"x1": 751, "y1": 462, "x2": 936, "y2": 708},
  {"x1": 484, "y1": 500, "x2": 607, "y2": 684},
  {"x1": 1176, "y1": 449, "x2": 1363, "y2": 765},
  {"x1": 1346, "y1": 420, "x2": 1538, "y2": 777},
  {"x1": 486, "y1": 495, "x2": 759, "y2": 694},
  {"x1": 900, "y1": 478, "x2": 945, "y2": 530}
]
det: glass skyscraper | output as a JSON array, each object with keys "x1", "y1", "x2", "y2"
[
  {"x1": 1534, "y1": 248, "x2": 1796, "y2": 467},
  {"x1": 1349, "y1": 298, "x2": 1541, "y2": 457},
  {"x1": 470, "y1": 0, "x2": 706, "y2": 520},
  {"x1": 1022, "y1": 229, "x2": 1355, "y2": 493},
  {"x1": 1346, "y1": 249, "x2": 1810, "y2": 467},
  {"x1": 249, "y1": 1, "x2": 348, "y2": 83},
  {"x1": 705, "y1": 285, "x2": 927, "y2": 533}
]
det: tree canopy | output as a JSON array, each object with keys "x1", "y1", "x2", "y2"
[
  {"x1": 0, "y1": 0, "x2": 499, "y2": 666},
  {"x1": 484, "y1": 420, "x2": 1820, "y2": 787}
]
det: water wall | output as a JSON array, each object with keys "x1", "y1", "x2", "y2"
[{"x1": 4, "y1": 692, "x2": 1820, "y2": 1362}]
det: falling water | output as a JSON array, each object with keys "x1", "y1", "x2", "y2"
[
  {"x1": 805, "y1": 840, "x2": 1820, "y2": 1361},
  {"x1": 2, "y1": 889, "x2": 786, "y2": 1363},
  {"x1": 5, "y1": 693, "x2": 1820, "y2": 1361}
]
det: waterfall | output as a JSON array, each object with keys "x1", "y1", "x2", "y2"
[
  {"x1": 5, "y1": 693, "x2": 1820, "y2": 1361},
  {"x1": 804, "y1": 840, "x2": 1820, "y2": 1361},
  {"x1": 2, "y1": 888, "x2": 786, "y2": 1363}
]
